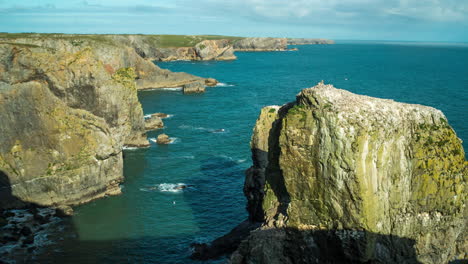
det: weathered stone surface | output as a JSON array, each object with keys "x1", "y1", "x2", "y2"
[
  {"x1": 145, "y1": 116, "x2": 164, "y2": 131},
  {"x1": 195, "y1": 39, "x2": 236, "y2": 61},
  {"x1": 183, "y1": 81, "x2": 206, "y2": 94},
  {"x1": 233, "y1": 83, "x2": 467, "y2": 264},
  {"x1": 156, "y1": 134, "x2": 171, "y2": 145},
  {"x1": 0, "y1": 43, "x2": 148, "y2": 208},
  {"x1": 233, "y1": 37, "x2": 288, "y2": 51},
  {"x1": 287, "y1": 38, "x2": 335, "y2": 45}
]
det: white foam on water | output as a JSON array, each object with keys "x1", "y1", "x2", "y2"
[
  {"x1": 216, "y1": 83, "x2": 235, "y2": 87},
  {"x1": 123, "y1": 146, "x2": 139, "y2": 150},
  {"x1": 141, "y1": 183, "x2": 192, "y2": 193},
  {"x1": 160, "y1": 87, "x2": 183, "y2": 91},
  {"x1": 169, "y1": 137, "x2": 179, "y2": 144}
]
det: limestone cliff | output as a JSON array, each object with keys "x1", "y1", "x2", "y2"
[
  {"x1": 234, "y1": 83, "x2": 467, "y2": 263},
  {"x1": 154, "y1": 39, "x2": 236, "y2": 61},
  {"x1": 233, "y1": 37, "x2": 288, "y2": 51},
  {"x1": 0, "y1": 34, "x2": 209, "y2": 90},
  {"x1": 287, "y1": 38, "x2": 335, "y2": 45},
  {"x1": 0, "y1": 43, "x2": 148, "y2": 209}
]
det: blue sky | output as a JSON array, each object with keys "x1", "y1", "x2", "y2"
[{"x1": 1, "y1": 0, "x2": 467, "y2": 41}]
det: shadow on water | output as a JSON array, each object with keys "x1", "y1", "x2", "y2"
[{"x1": 0, "y1": 170, "x2": 27, "y2": 209}]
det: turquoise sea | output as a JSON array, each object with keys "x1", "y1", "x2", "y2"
[{"x1": 42, "y1": 42, "x2": 467, "y2": 263}]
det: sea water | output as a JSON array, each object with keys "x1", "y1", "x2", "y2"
[{"x1": 39, "y1": 42, "x2": 467, "y2": 263}]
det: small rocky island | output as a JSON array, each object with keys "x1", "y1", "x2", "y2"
[{"x1": 193, "y1": 83, "x2": 467, "y2": 263}]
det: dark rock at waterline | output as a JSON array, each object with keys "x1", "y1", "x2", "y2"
[
  {"x1": 27, "y1": 246, "x2": 37, "y2": 253},
  {"x1": 0, "y1": 216, "x2": 6, "y2": 227},
  {"x1": 4, "y1": 211, "x2": 15, "y2": 218},
  {"x1": 20, "y1": 226, "x2": 32, "y2": 237},
  {"x1": 190, "y1": 220, "x2": 261, "y2": 260},
  {"x1": 22, "y1": 235, "x2": 34, "y2": 246}
]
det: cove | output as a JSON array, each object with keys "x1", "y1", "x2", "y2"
[{"x1": 42, "y1": 42, "x2": 467, "y2": 263}]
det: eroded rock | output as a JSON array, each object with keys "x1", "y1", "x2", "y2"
[
  {"x1": 156, "y1": 134, "x2": 171, "y2": 145},
  {"x1": 183, "y1": 81, "x2": 206, "y2": 94}
]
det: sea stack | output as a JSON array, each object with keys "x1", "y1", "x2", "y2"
[{"x1": 230, "y1": 83, "x2": 467, "y2": 263}]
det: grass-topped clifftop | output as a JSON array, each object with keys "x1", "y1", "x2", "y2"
[{"x1": 0, "y1": 33, "x2": 245, "y2": 48}]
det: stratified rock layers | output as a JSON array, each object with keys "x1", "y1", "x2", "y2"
[
  {"x1": 235, "y1": 83, "x2": 467, "y2": 264},
  {"x1": 0, "y1": 43, "x2": 147, "y2": 208}
]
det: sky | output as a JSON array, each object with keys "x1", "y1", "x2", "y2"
[{"x1": 0, "y1": 0, "x2": 467, "y2": 42}]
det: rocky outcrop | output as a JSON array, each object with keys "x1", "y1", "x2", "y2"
[
  {"x1": 183, "y1": 81, "x2": 206, "y2": 94},
  {"x1": 287, "y1": 38, "x2": 335, "y2": 45},
  {"x1": 155, "y1": 39, "x2": 236, "y2": 61},
  {"x1": 0, "y1": 43, "x2": 151, "y2": 209},
  {"x1": 145, "y1": 116, "x2": 164, "y2": 131},
  {"x1": 194, "y1": 39, "x2": 236, "y2": 61},
  {"x1": 233, "y1": 38, "x2": 288, "y2": 51},
  {"x1": 156, "y1": 134, "x2": 171, "y2": 144},
  {"x1": 232, "y1": 83, "x2": 467, "y2": 263}
]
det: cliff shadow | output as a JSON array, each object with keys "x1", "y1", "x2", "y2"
[
  {"x1": 0, "y1": 170, "x2": 28, "y2": 209},
  {"x1": 231, "y1": 227, "x2": 426, "y2": 264},
  {"x1": 260, "y1": 104, "x2": 293, "y2": 221}
]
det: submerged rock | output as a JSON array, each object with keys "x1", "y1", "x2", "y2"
[
  {"x1": 183, "y1": 81, "x2": 206, "y2": 94},
  {"x1": 156, "y1": 134, "x2": 171, "y2": 145},
  {"x1": 231, "y1": 83, "x2": 467, "y2": 263}
]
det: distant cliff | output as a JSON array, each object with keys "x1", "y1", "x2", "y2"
[
  {"x1": 233, "y1": 37, "x2": 288, "y2": 51},
  {"x1": 232, "y1": 83, "x2": 467, "y2": 263},
  {"x1": 287, "y1": 38, "x2": 335, "y2": 45}
]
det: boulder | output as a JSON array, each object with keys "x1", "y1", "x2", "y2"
[
  {"x1": 145, "y1": 116, "x2": 164, "y2": 131},
  {"x1": 156, "y1": 134, "x2": 172, "y2": 145},
  {"x1": 183, "y1": 81, "x2": 206, "y2": 94},
  {"x1": 205, "y1": 78, "x2": 218, "y2": 87}
]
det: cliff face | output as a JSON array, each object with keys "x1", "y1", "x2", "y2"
[
  {"x1": 154, "y1": 39, "x2": 236, "y2": 61},
  {"x1": 287, "y1": 38, "x2": 335, "y2": 45},
  {"x1": 0, "y1": 43, "x2": 148, "y2": 209},
  {"x1": 233, "y1": 37, "x2": 288, "y2": 51},
  {"x1": 0, "y1": 35, "x2": 207, "y2": 90},
  {"x1": 235, "y1": 83, "x2": 467, "y2": 263}
]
